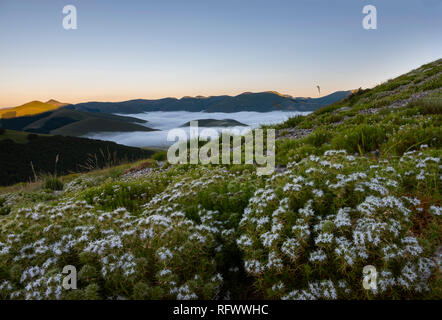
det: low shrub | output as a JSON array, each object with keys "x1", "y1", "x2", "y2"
[
  {"x1": 331, "y1": 124, "x2": 386, "y2": 154},
  {"x1": 82, "y1": 178, "x2": 167, "y2": 215},
  {"x1": 152, "y1": 151, "x2": 167, "y2": 161},
  {"x1": 0, "y1": 197, "x2": 11, "y2": 215},
  {"x1": 408, "y1": 98, "x2": 442, "y2": 115},
  {"x1": 419, "y1": 76, "x2": 442, "y2": 91},
  {"x1": 306, "y1": 129, "x2": 330, "y2": 148},
  {"x1": 382, "y1": 124, "x2": 441, "y2": 156},
  {"x1": 276, "y1": 115, "x2": 305, "y2": 129},
  {"x1": 43, "y1": 176, "x2": 64, "y2": 191}
]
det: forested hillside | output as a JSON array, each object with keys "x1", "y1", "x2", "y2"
[{"x1": 0, "y1": 132, "x2": 154, "y2": 186}]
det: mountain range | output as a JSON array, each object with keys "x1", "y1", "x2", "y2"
[
  {"x1": 0, "y1": 90, "x2": 351, "y2": 136},
  {"x1": 65, "y1": 90, "x2": 351, "y2": 114}
]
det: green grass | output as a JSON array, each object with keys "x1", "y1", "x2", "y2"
[
  {"x1": 330, "y1": 124, "x2": 387, "y2": 155},
  {"x1": 275, "y1": 115, "x2": 306, "y2": 129},
  {"x1": 409, "y1": 97, "x2": 442, "y2": 115}
]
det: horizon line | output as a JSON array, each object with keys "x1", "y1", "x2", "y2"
[{"x1": 0, "y1": 89, "x2": 352, "y2": 109}]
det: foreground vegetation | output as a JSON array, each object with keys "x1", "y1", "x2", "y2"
[{"x1": 0, "y1": 59, "x2": 440, "y2": 300}]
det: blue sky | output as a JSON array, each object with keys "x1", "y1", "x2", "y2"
[{"x1": 0, "y1": 0, "x2": 441, "y2": 107}]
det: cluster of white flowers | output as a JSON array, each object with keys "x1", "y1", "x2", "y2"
[
  {"x1": 282, "y1": 280, "x2": 337, "y2": 300},
  {"x1": 238, "y1": 149, "x2": 440, "y2": 299},
  {"x1": 309, "y1": 249, "x2": 327, "y2": 263},
  {"x1": 430, "y1": 205, "x2": 441, "y2": 216},
  {"x1": 101, "y1": 253, "x2": 136, "y2": 277},
  {"x1": 0, "y1": 172, "x2": 228, "y2": 300},
  {"x1": 0, "y1": 142, "x2": 439, "y2": 300},
  {"x1": 244, "y1": 260, "x2": 264, "y2": 274}
]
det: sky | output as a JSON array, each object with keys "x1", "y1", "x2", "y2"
[{"x1": 0, "y1": 0, "x2": 441, "y2": 108}]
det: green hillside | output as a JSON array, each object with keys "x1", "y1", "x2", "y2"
[
  {"x1": 0, "y1": 59, "x2": 440, "y2": 300},
  {"x1": 0, "y1": 133, "x2": 156, "y2": 186},
  {"x1": 50, "y1": 118, "x2": 156, "y2": 136},
  {"x1": 0, "y1": 129, "x2": 49, "y2": 144},
  {"x1": 179, "y1": 118, "x2": 247, "y2": 127},
  {"x1": 0, "y1": 100, "x2": 66, "y2": 119},
  {"x1": 0, "y1": 109, "x2": 155, "y2": 136}
]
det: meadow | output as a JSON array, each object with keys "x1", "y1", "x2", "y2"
[{"x1": 0, "y1": 59, "x2": 440, "y2": 300}]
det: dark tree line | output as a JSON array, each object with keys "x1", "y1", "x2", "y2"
[{"x1": 0, "y1": 135, "x2": 154, "y2": 186}]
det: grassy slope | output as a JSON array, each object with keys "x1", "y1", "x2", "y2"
[
  {"x1": 0, "y1": 129, "x2": 49, "y2": 144},
  {"x1": 179, "y1": 119, "x2": 247, "y2": 127},
  {"x1": 23, "y1": 109, "x2": 147, "y2": 130},
  {"x1": 1, "y1": 109, "x2": 154, "y2": 136},
  {"x1": 0, "y1": 59, "x2": 440, "y2": 300},
  {"x1": 273, "y1": 59, "x2": 441, "y2": 164},
  {"x1": 50, "y1": 118, "x2": 156, "y2": 136},
  {"x1": 0, "y1": 101, "x2": 61, "y2": 119}
]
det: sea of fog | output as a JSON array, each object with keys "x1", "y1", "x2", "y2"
[{"x1": 85, "y1": 111, "x2": 310, "y2": 148}]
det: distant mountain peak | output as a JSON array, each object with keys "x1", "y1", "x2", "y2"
[
  {"x1": 45, "y1": 99, "x2": 68, "y2": 107},
  {"x1": 181, "y1": 95, "x2": 207, "y2": 100},
  {"x1": 238, "y1": 91, "x2": 294, "y2": 99},
  {"x1": 46, "y1": 99, "x2": 60, "y2": 104},
  {"x1": 264, "y1": 91, "x2": 294, "y2": 98},
  {"x1": 0, "y1": 100, "x2": 69, "y2": 119}
]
